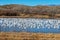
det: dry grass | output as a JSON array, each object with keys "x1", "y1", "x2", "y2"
[
  {"x1": 0, "y1": 32, "x2": 60, "y2": 40},
  {"x1": 0, "y1": 13, "x2": 60, "y2": 19}
]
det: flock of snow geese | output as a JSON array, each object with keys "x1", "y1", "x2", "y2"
[{"x1": 0, "y1": 18, "x2": 60, "y2": 32}]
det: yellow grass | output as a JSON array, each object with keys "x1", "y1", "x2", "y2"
[{"x1": 0, "y1": 32, "x2": 60, "y2": 40}]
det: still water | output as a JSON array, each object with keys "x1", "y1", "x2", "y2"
[{"x1": 0, "y1": 18, "x2": 60, "y2": 33}]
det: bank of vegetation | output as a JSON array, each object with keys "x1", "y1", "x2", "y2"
[{"x1": 0, "y1": 4, "x2": 60, "y2": 18}]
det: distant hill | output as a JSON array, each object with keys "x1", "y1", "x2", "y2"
[{"x1": 0, "y1": 4, "x2": 60, "y2": 18}]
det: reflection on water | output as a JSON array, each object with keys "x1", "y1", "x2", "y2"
[{"x1": 0, "y1": 18, "x2": 60, "y2": 33}]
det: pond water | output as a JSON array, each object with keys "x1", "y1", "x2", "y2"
[{"x1": 0, "y1": 18, "x2": 60, "y2": 33}]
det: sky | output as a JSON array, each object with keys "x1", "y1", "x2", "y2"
[{"x1": 0, "y1": 0, "x2": 60, "y2": 6}]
